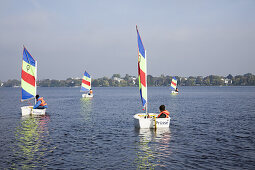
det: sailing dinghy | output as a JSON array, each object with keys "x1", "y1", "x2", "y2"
[
  {"x1": 170, "y1": 77, "x2": 178, "y2": 94},
  {"x1": 81, "y1": 71, "x2": 93, "y2": 98},
  {"x1": 21, "y1": 47, "x2": 46, "y2": 116},
  {"x1": 133, "y1": 26, "x2": 170, "y2": 129}
]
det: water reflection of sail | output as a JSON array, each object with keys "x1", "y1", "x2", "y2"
[
  {"x1": 12, "y1": 115, "x2": 52, "y2": 169},
  {"x1": 80, "y1": 98, "x2": 92, "y2": 122},
  {"x1": 135, "y1": 129, "x2": 156, "y2": 169},
  {"x1": 134, "y1": 128, "x2": 171, "y2": 169}
]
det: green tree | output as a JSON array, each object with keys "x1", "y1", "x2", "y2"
[
  {"x1": 179, "y1": 77, "x2": 187, "y2": 86},
  {"x1": 50, "y1": 80, "x2": 60, "y2": 87},
  {"x1": 186, "y1": 77, "x2": 196, "y2": 86},
  {"x1": 59, "y1": 80, "x2": 66, "y2": 86},
  {"x1": 203, "y1": 77, "x2": 210, "y2": 86},
  {"x1": 102, "y1": 80, "x2": 109, "y2": 87},
  {"x1": 3, "y1": 79, "x2": 20, "y2": 87},
  {"x1": 244, "y1": 73, "x2": 255, "y2": 85},
  {"x1": 73, "y1": 79, "x2": 82, "y2": 86},
  {"x1": 196, "y1": 76, "x2": 203, "y2": 85},
  {"x1": 147, "y1": 75, "x2": 153, "y2": 86},
  {"x1": 209, "y1": 75, "x2": 224, "y2": 86},
  {"x1": 92, "y1": 79, "x2": 100, "y2": 87},
  {"x1": 112, "y1": 74, "x2": 121, "y2": 78},
  {"x1": 163, "y1": 76, "x2": 171, "y2": 86},
  {"x1": 227, "y1": 74, "x2": 233, "y2": 80},
  {"x1": 65, "y1": 78, "x2": 75, "y2": 87},
  {"x1": 39, "y1": 79, "x2": 51, "y2": 87},
  {"x1": 124, "y1": 74, "x2": 130, "y2": 81},
  {"x1": 120, "y1": 80, "x2": 128, "y2": 87}
]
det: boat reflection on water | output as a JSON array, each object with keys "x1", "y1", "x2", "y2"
[
  {"x1": 134, "y1": 128, "x2": 171, "y2": 169},
  {"x1": 11, "y1": 114, "x2": 54, "y2": 169},
  {"x1": 80, "y1": 98, "x2": 92, "y2": 122}
]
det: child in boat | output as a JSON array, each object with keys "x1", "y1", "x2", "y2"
[
  {"x1": 157, "y1": 105, "x2": 170, "y2": 118},
  {"x1": 33, "y1": 95, "x2": 48, "y2": 109},
  {"x1": 175, "y1": 88, "x2": 178, "y2": 92},
  {"x1": 88, "y1": 89, "x2": 93, "y2": 95}
]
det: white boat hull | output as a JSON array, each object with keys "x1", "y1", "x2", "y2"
[
  {"x1": 21, "y1": 106, "x2": 46, "y2": 116},
  {"x1": 171, "y1": 91, "x2": 178, "y2": 94},
  {"x1": 82, "y1": 93, "x2": 93, "y2": 98},
  {"x1": 134, "y1": 113, "x2": 170, "y2": 129}
]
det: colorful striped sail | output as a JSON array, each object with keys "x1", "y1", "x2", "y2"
[
  {"x1": 136, "y1": 26, "x2": 147, "y2": 110},
  {"x1": 21, "y1": 47, "x2": 37, "y2": 101},
  {"x1": 171, "y1": 77, "x2": 177, "y2": 90},
  {"x1": 81, "y1": 71, "x2": 91, "y2": 92}
]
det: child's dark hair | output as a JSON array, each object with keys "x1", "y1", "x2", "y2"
[{"x1": 159, "y1": 105, "x2": 165, "y2": 111}]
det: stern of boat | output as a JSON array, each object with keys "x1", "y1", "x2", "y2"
[
  {"x1": 134, "y1": 113, "x2": 157, "y2": 128},
  {"x1": 134, "y1": 113, "x2": 170, "y2": 128},
  {"x1": 21, "y1": 106, "x2": 33, "y2": 116},
  {"x1": 21, "y1": 106, "x2": 46, "y2": 116}
]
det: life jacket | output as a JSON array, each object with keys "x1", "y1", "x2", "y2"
[
  {"x1": 89, "y1": 90, "x2": 93, "y2": 94},
  {"x1": 157, "y1": 110, "x2": 170, "y2": 118},
  {"x1": 38, "y1": 97, "x2": 47, "y2": 106}
]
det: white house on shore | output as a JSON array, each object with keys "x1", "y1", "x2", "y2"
[
  {"x1": 221, "y1": 78, "x2": 232, "y2": 85},
  {"x1": 113, "y1": 77, "x2": 123, "y2": 82}
]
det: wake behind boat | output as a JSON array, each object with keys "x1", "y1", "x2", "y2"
[
  {"x1": 21, "y1": 47, "x2": 46, "y2": 116},
  {"x1": 133, "y1": 26, "x2": 170, "y2": 129}
]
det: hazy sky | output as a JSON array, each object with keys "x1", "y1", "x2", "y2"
[{"x1": 0, "y1": 0, "x2": 254, "y2": 81}]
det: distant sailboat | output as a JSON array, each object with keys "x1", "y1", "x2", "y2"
[
  {"x1": 81, "y1": 71, "x2": 93, "y2": 98},
  {"x1": 170, "y1": 77, "x2": 178, "y2": 94},
  {"x1": 133, "y1": 26, "x2": 170, "y2": 128},
  {"x1": 21, "y1": 46, "x2": 46, "y2": 116}
]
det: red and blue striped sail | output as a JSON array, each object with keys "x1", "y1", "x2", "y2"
[
  {"x1": 136, "y1": 26, "x2": 147, "y2": 110},
  {"x1": 171, "y1": 77, "x2": 177, "y2": 90},
  {"x1": 21, "y1": 47, "x2": 37, "y2": 101},
  {"x1": 81, "y1": 71, "x2": 91, "y2": 92}
]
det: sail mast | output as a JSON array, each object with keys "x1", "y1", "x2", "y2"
[
  {"x1": 145, "y1": 50, "x2": 148, "y2": 115},
  {"x1": 35, "y1": 61, "x2": 37, "y2": 104}
]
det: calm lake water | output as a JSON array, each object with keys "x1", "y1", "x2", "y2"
[{"x1": 0, "y1": 86, "x2": 255, "y2": 169}]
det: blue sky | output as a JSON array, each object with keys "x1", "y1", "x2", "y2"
[{"x1": 0, "y1": 0, "x2": 254, "y2": 81}]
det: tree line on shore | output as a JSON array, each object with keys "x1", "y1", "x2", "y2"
[{"x1": 1, "y1": 73, "x2": 255, "y2": 87}]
